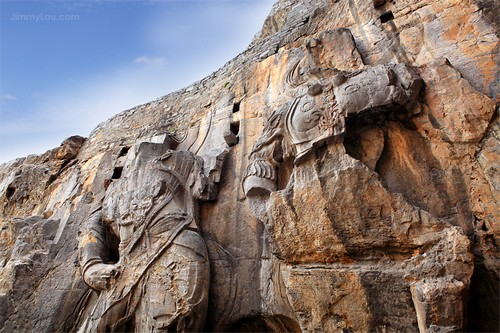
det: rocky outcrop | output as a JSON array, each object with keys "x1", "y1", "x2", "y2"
[{"x1": 0, "y1": 0, "x2": 498, "y2": 332}]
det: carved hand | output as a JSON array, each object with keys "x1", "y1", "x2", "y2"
[{"x1": 83, "y1": 263, "x2": 121, "y2": 291}]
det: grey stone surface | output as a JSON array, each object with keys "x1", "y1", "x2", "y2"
[{"x1": 0, "y1": 0, "x2": 498, "y2": 332}]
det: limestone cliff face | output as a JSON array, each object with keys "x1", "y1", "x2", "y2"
[{"x1": 0, "y1": 0, "x2": 497, "y2": 332}]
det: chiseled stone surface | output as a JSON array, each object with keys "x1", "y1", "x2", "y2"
[{"x1": 0, "y1": 0, "x2": 498, "y2": 332}]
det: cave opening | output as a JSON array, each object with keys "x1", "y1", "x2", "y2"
[
  {"x1": 227, "y1": 315, "x2": 301, "y2": 333},
  {"x1": 5, "y1": 186, "x2": 15, "y2": 199},
  {"x1": 466, "y1": 259, "x2": 500, "y2": 331}
]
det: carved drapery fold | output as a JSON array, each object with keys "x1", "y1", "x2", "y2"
[{"x1": 77, "y1": 140, "x2": 225, "y2": 332}]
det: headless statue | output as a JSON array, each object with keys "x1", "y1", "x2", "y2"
[{"x1": 78, "y1": 139, "x2": 218, "y2": 332}]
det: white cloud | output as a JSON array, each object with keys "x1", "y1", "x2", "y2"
[
  {"x1": 1, "y1": 94, "x2": 17, "y2": 101},
  {"x1": 145, "y1": 0, "x2": 275, "y2": 76},
  {"x1": 0, "y1": 61, "x2": 187, "y2": 164},
  {"x1": 0, "y1": 0, "x2": 275, "y2": 164},
  {"x1": 134, "y1": 55, "x2": 166, "y2": 67}
]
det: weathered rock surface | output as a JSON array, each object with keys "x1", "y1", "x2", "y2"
[{"x1": 0, "y1": 0, "x2": 498, "y2": 332}]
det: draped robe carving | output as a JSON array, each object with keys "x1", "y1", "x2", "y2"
[{"x1": 78, "y1": 141, "x2": 221, "y2": 332}]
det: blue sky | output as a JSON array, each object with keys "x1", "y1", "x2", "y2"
[{"x1": 0, "y1": 0, "x2": 275, "y2": 164}]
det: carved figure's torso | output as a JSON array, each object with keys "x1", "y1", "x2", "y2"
[{"x1": 78, "y1": 144, "x2": 211, "y2": 333}]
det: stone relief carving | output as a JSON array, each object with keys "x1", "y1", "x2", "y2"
[
  {"x1": 243, "y1": 29, "x2": 473, "y2": 332},
  {"x1": 0, "y1": 0, "x2": 497, "y2": 330},
  {"x1": 77, "y1": 137, "x2": 226, "y2": 332},
  {"x1": 244, "y1": 62, "x2": 422, "y2": 196},
  {"x1": 244, "y1": 34, "x2": 422, "y2": 199}
]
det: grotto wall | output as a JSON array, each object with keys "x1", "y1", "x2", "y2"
[{"x1": 0, "y1": 0, "x2": 498, "y2": 332}]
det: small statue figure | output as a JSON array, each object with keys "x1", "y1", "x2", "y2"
[{"x1": 78, "y1": 138, "x2": 223, "y2": 332}]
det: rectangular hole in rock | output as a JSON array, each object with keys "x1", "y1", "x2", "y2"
[
  {"x1": 112, "y1": 167, "x2": 123, "y2": 180},
  {"x1": 230, "y1": 122, "x2": 240, "y2": 136},
  {"x1": 118, "y1": 146, "x2": 130, "y2": 157},
  {"x1": 380, "y1": 11, "x2": 394, "y2": 23},
  {"x1": 233, "y1": 102, "x2": 241, "y2": 113},
  {"x1": 6, "y1": 186, "x2": 15, "y2": 199}
]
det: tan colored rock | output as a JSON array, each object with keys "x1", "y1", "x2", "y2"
[
  {"x1": 344, "y1": 125, "x2": 385, "y2": 170},
  {"x1": 53, "y1": 135, "x2": 86, "y2": 160},
  {"x1": 307, "y1": 28, "x2": 364, "y2": 71},
  {"x1": 416, "y1": 58, "x2": 496, "y2": 143},
  {"x1": 411, "y1": 278, "x2": 467, "y2": 333},
  {"x1": 0, "y1": 0, "x2": 498, "y2": 332}
]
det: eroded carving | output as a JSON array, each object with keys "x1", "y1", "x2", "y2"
[
  {"x1": 244, "y1": 50, "x2": 423, "y2": 195},
  {"x1": 243, "y1": 29, "x2": 472, "y2": 333},
  {"x1": 77, "y1": 139, "x2": 225, "y2": 332}
]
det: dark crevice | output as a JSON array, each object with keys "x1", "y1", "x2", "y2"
[
  {"x1": 373, "y1": 0, "x2": 386, "y2": 8},
  {"x1": 60, "y1": 159, "x2": 71, "y2": 170},
  {"x1": 118, "y1": 146, "x2": 130, "y2": 157},
  {"x1": 380, "y1": 11, "x2": 394, "y2": 23},
  {"x1": 276, "y1": 157, "x2": 294, "y2": 191},
  {"x1": 230, "y1": 122, "x2": 240, "y2": 136},
  {"x1": 112, "y1": 167, "x2": 123, "y2": 180},
  {"x1": 105, "y1": 223, "x2": 120, "y2": 263},
  {"x1": 45, "y1": 175, "x2": 57, "y2": 188},
  {"x1": 467, "y1": 261, "x2": 499, "y2": 331},
  {"x1": 232, "y1": 102, "x2": 240, "y2": 113},
  {"x1": 6, "y1": 186, "x2": 15, "y2": 199},
  {"x1": 227, "y1": 315, "x2": 301, "y2": 333}
]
